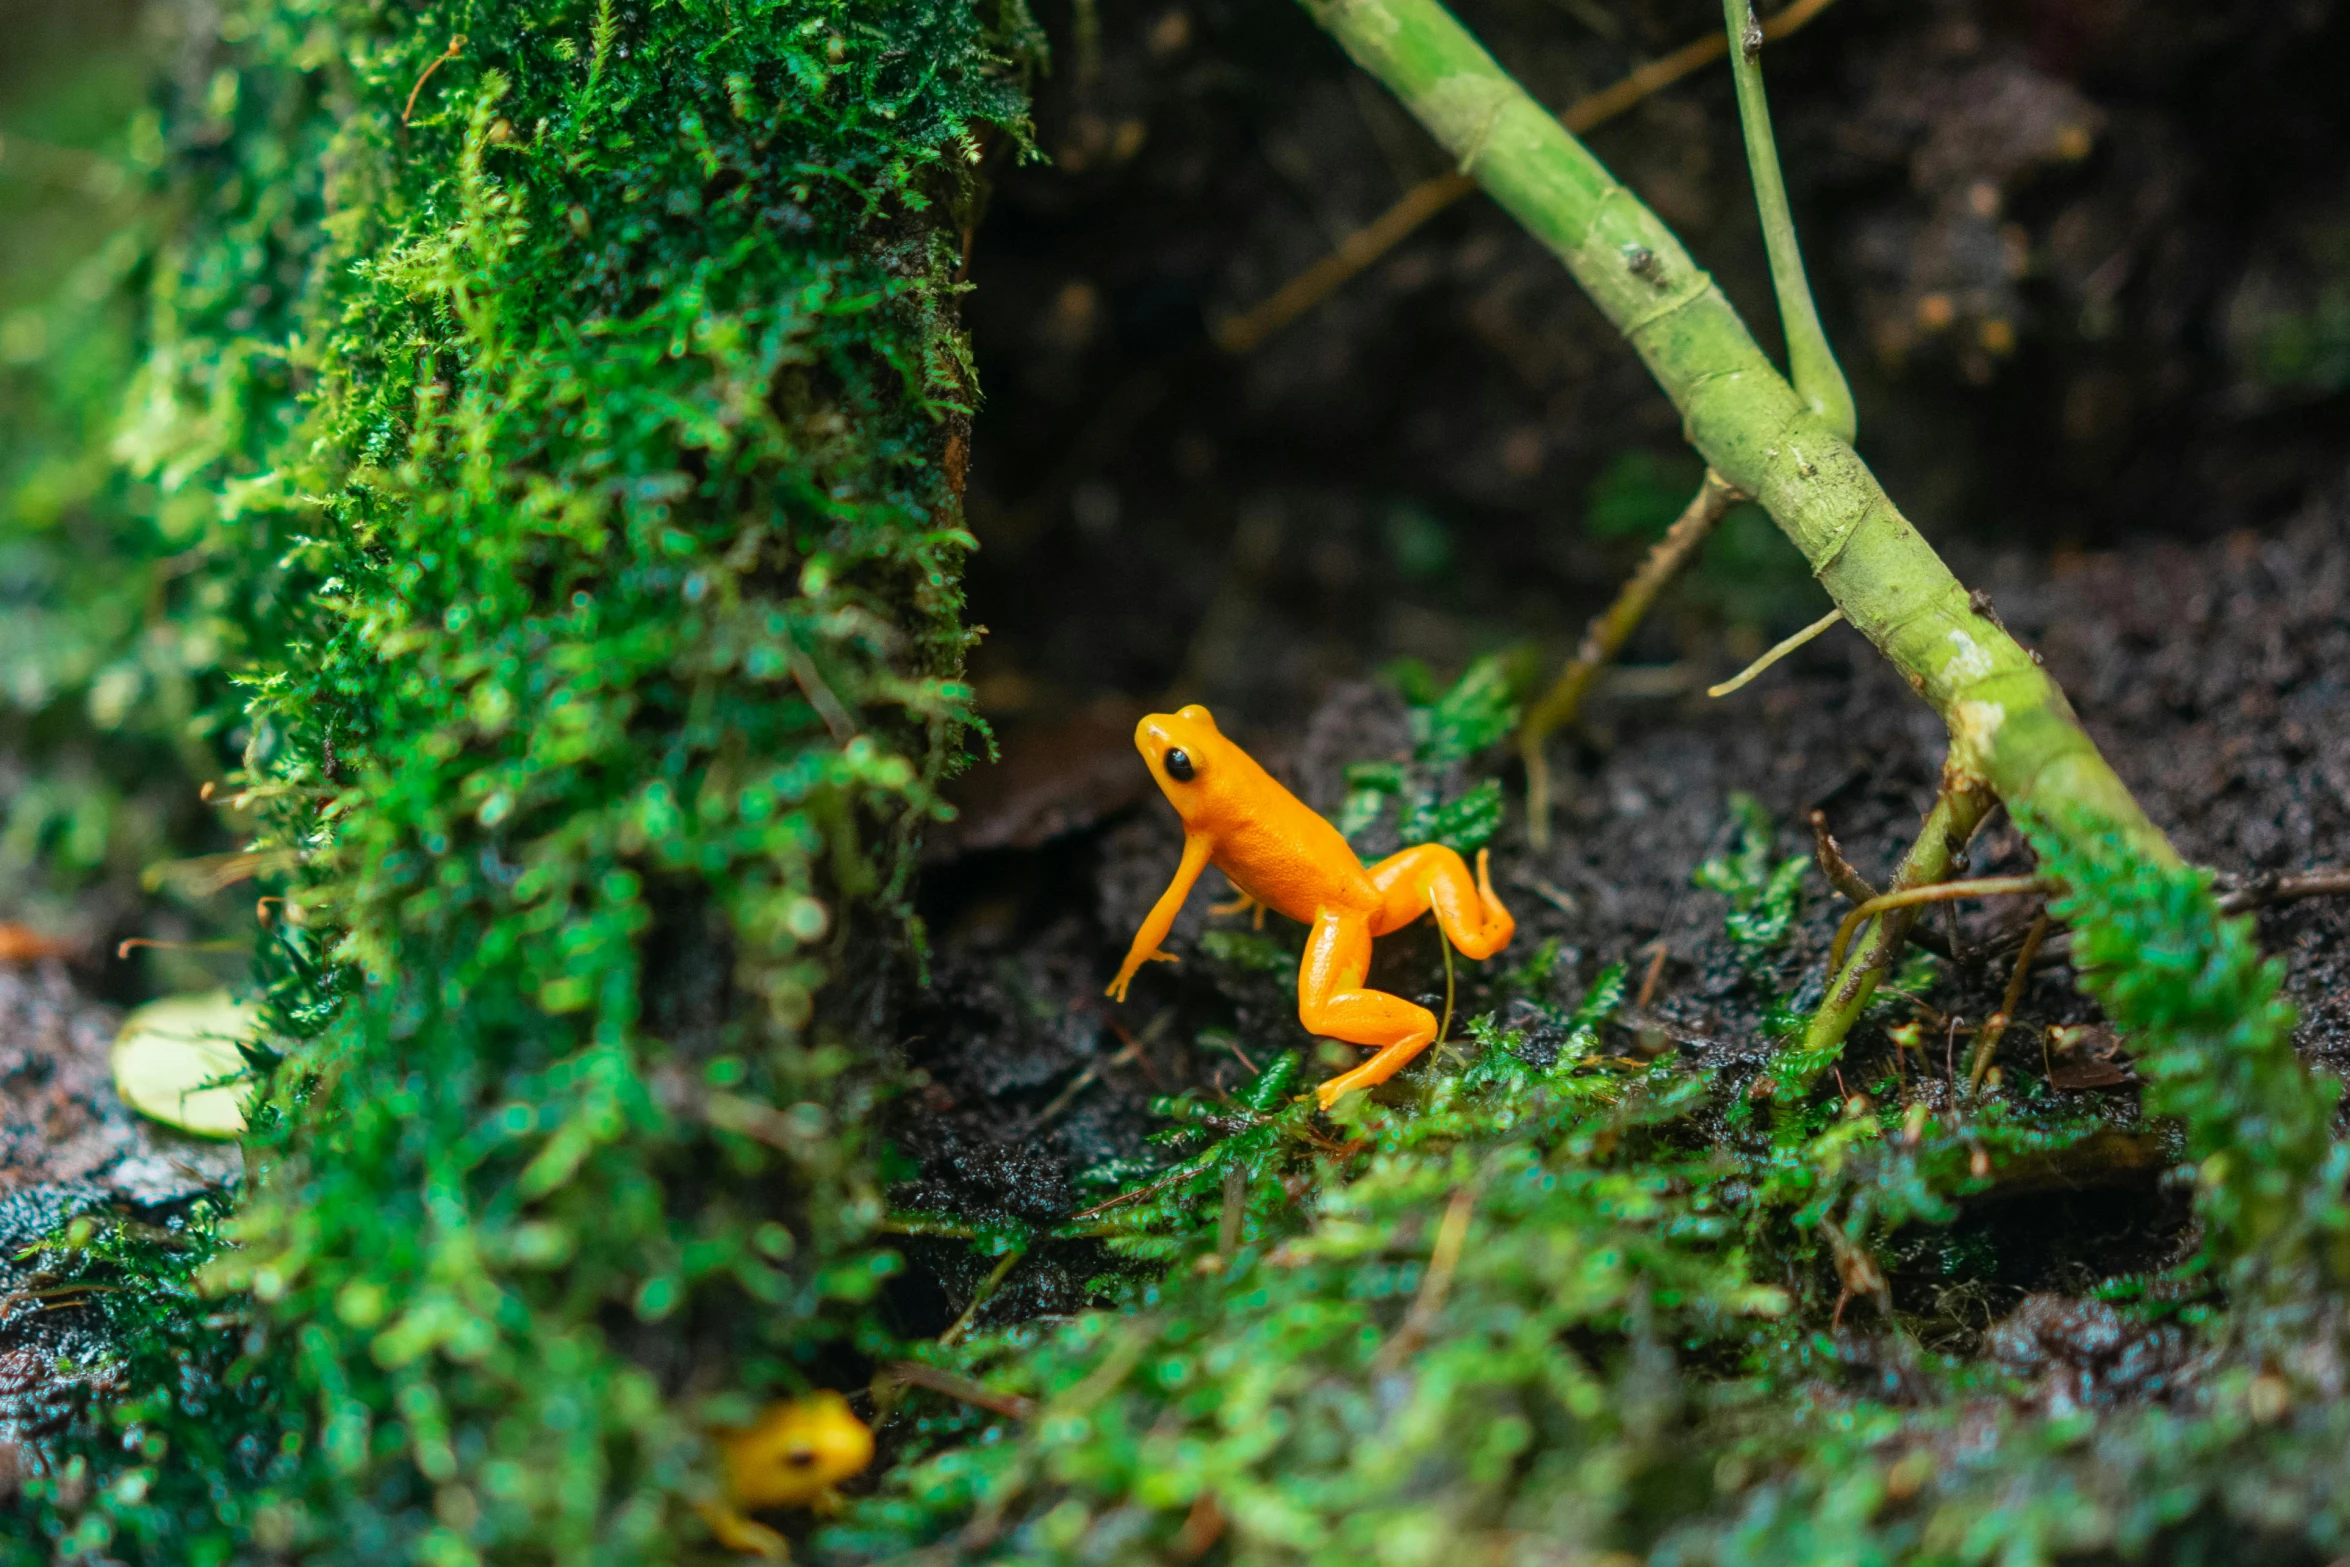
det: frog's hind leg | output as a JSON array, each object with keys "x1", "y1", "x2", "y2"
[
  {"x1": 1298, "y1": 908, "x2": 1439, "y2": 1108},
  {"x1": 1365, "y1": 844, "x2": 1516, "y2": 959}
]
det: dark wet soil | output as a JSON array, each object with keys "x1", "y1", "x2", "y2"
[
  {"x1": 960, "y1": 0, "x2": 2350, "y2": 730},
  {"x1": 0, "y1": 964, "x2": 242, "y2": 1466}
]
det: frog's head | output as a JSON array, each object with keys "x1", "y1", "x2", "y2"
[
  {"x1": 719, "y1": 1391, "x2": 874, "y2": 1510},
  {"x1": 1135, "y1": 704, "x2": 1230, "y2": 815}
]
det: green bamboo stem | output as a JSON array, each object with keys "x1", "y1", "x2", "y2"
[
  {"x1": 1298, "y1": 0, "x2": 2177, "y2": 878},
  {"x1": 1721, "y1": 0, "x2": 1855, "y2": 441}
]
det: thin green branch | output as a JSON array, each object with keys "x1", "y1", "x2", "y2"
[
  {"x1": 1721, "y1": 0, "x2": 1855, "y2": 441},
  {"x1": 1706, "y1": 605, "x2": 1843, "y2": 697}
]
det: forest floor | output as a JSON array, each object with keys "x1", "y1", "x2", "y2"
[
  {"x1": 890, "y1": 494, "x2": 2350, "y2": 1348},
  {"x1": 3, "y1": 0, "x2": 2350, "y2": 1500},
  {"x1": 7, "y1": 481, "x2": 2343, "y2": 1454}
]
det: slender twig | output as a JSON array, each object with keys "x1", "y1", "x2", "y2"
[
  {"x1": 1523, "y1": 471, "x2": 1738, "y2": 848},
  {"x1": 1966, "y1": 910, "x2": 2048, "y2": 1097},
  {"x1": 878, "y1": 1360, "x2": 1037, "y2": 1421},
  {"x1": 938, "y1": 1247, "x2": 1025, "y2": 1348},
  {"x1": 1216, "y1": 1033, "x2": 1261, "y2": 1077},
  {"x1": 1977, "y1": 867, "x2": 2350, "y2": 973},
  {"x1": 1214, "y1": 0, "x2": 1848, "y2": 354},
  {"x1": 1827, "y1": 876, "x2": 2044, "y2": 976},
  {"x1": 1170, "y1": 1493, "x2": 1227, "y2": 1562},
  {"x1": 1069, "y1": 1161, "x2": 1198, "y2": 1221},
  {"x1": 400, "y1": 36, "x2": 467, "y2": 128},
  {"x1": 1720, "y1": 0, "x2": 1854, "y2": 439},
  {"x1": 117, "y1": 937, "x2": 248, "y2": 958},
  {"x1": 1437, "y1": 933, "x2": 1457, "y2": 1046},
  {"x1": 1031, "y1": 1012, "x2": 1162, "y2": 1131},
  {"x1": 2217, "y1": 870, "x2": 2350, "y2": 914},
  {"x1": 1818, "y1": 1218, "x2": 1890, "y2": 1330},
  {"x1": 1030, "y1": 1062, "x2": 1103, "y2": 1131},
  {"x1": 1372, "y1": 1182, "x2": 1477, "y2": 1373},
  {"x1": 1808, "y1": 810, "x2": 1957, "y2": 959},
  {"x1": 1807, "y1": 810, "x2": 1878, "y2": 906},
  {"x1": 787, "y1": 639, "x2": 857, "y2": 743},
  {"x1": 1512, "y1": 871, "x2": 1578, "y2": 915},
  {"x1": 1635, "y1": 943, "x2": 1669, "y2": 1010},
  {"x1": 1217, "y1": 1165, "x2": 1247, "y2": 1262},
  {"x1": 1707, "y1": 608, "x2": 1844, "y2": 698}
]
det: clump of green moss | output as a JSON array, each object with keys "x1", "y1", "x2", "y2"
[
  {"x1": 1335, "y1": 652, "x2": 1525, "y2": 855},
  {"x1": 8, "y1": 0, "x2": 1033, "y2": 1558},
  {"x1": 2019, "y1": 806, "x2": 2348, "y2": 1302},
  {"x1": 845, "y1": 1010, "x2": 1789, "y2": 1565}
]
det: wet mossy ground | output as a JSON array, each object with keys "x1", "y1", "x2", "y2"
[{"x1": 3, "y1": 0, "x2": 2350, "y2": 1561}]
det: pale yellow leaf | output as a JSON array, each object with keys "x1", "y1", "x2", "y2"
[{"x1": 111, "y1": 992, "x2": 262, "y2": 1139}]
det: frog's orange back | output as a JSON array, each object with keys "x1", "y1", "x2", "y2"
[{"x1": 1133, "y1": 706, "x2": 1376, "y2": 922}]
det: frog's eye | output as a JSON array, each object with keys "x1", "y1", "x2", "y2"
[{"x1": 1163, "y1": 748, "x2": 1195, "y2": 782}]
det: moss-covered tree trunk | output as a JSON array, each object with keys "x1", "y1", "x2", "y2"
[{"x1": 36, "y1": 1, "x2": 1030, "y2": 1558}]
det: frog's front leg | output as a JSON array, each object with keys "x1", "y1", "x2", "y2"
[
  {"x1": 1297, "y1": 907, "x2": 1439, "y2": 1108},
  {"x1": 1107, "y1": 832, "x2": 1214, "y2": 1002},
  {"x1": 697, "y1": 1503, "x2": 790, "y2": 1560}
]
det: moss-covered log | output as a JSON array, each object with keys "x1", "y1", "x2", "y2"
[{"x1": 10, "y1": 0, "x2": 1032, "y2": 1558}]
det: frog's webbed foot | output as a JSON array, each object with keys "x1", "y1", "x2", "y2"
[{"x1": 1104, "y1": 949, "x2": 1180, "y2": 1003}]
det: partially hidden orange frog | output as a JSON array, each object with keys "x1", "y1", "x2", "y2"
[
  {"x1": 1106, "y1": 705, "x2": 1516, "y2": 1108},
  {"x1": 700, "y1": 1392, "x2": 874, "y2": 1559}
]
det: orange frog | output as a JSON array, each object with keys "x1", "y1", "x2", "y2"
[
  {"x1": 1106, "y1": 705, "x2": 1516, "y2": 1108},
  {"x1": 701, "y1": 1392, "x2": 874, "y2": 1559}
]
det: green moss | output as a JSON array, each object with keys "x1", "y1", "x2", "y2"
[
  {"x1": 1336, "y1": 654, "x2": 1524, "y2": 854},
  {"x1": 2018, "y1": 805, "x2": 2349, "y2": 1299},
  {"x1": 848, "y1": 1027, "x2": 1787, "y2": 1564},
  {"x1": 1693, "y1": 794, "x2": 1809, "y2": 971}
]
